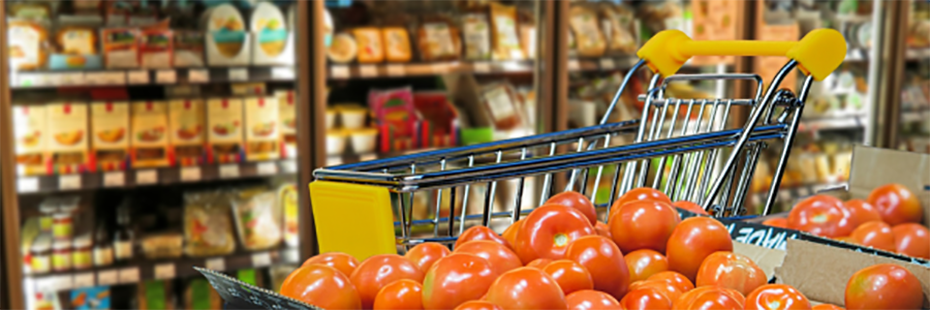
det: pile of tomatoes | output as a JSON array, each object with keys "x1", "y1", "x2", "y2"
[{"x1": 280, "y1": 187, "x2": 925, "y2": 310}]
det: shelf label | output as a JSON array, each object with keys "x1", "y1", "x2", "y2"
[
  {"x1": 252, "y1": 252, "x2": 272, "y2": 267},
  {"x1": 59, "y1": 174, "x2": 81, "y2": 190},
  {"x1": 568, "y1": 59, "x2": 581, "y2": 71},
  {"x1": 473, "y1": 62, "x2": 492, "y2": 73},
  {"x1": 180, "y1": 166, "x2": 201, "y2": 182},
  {"x1": 257, "y1": 162, "x2": 278, "y2": 175},
  {"x1": 386, "y1": 64, "x2": 405, "y2": 76},
  {"x1": 326, "y1": 157, "x2": 343, "y2": 167},
  {"x1": 188, "y1": 69, "x2": 209, "y2": 83},
  {"x1": 97, "y1": 270, "x2": 118, "y2": 286},
  {"x1": 229, "y1": 68, "x2": 249, "y2": 81},
  {"x1": 359, "y1": 65, "x2": 378, "y2": 77},
  {"x1": 46, "y1": 73, "x2": 65, "y2": 86},
  {"x1": 282, "y1": 248, "x2": 300, "y2": 264},
  {"x1": 103, "y1": 171, "x2": 125, "y2": 187},
  {"x1": 206, "y1": 257, "x2": 225, "y2": 271},
  {"x1": 16, "y1": 73, "x2": 42, "y2": 87},
  {"x1": 127, "y1": 70, "x2": 150, "y2": 84},
  {"x1": 600, "y1": 58, "x2": 616, "y2": 70},
  {"x1": 156, "y1": 70, "x2": 177, "y2": 84},
  {"x1": 281, "y1": 160, "x2": 298, "y2": 173},
  {"x1": 118, "y1": 267, "x2": 140, "y2": 284},
  {"x1": 331, "y1": 65, "x2": 350, "y2": 79},
  {"x1": 219, "y1": 164, "x2": 240, "y2": 179},
  {"x1": 61, "y1": 72, "x2": 85, "y2": 85},
  {"x1": 88, "y1": 71, "x2": 126, "y2": 85},
  {"x1": 74, "y1": 272, "x2": 94, "y2": 288},
  {"x1": 431, "y1": 63, "x2": 447, "y2": 73},
  {"x1": 154, "y1": 263, "x2": 176, "y2": 280},
  {"x1": 272, "y1": 67, "x2": 296, "y2": 80},
  {"x1": 17, "y1": 177, "x2": 38, "y2": 193},
  {"x1": 136, "y1": 169, "x2": 158, "y2": 185}
]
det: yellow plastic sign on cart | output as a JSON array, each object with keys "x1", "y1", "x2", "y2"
[{"x1": 309, "y1": 181, "x2": 396, "y2": 261}]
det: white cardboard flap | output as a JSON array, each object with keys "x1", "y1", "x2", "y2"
[{"x1": 848, "y1": 145, "x2": 930, "y2": 225}]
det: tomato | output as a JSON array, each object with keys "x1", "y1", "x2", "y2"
[
  {"x1": 547, "y1": 191, "x2": 598, "y2": 225},
  {"x1": 542, "y1": 259, "x2": 594, "y2": 295},
  {"x1": 892, "y1": 223, "x2": 930, "y2": 259},
  {"x1": 594, "y1": 221, "x2": 612, "y2": 239},
  {"x1": 609, "y1": 187, "x2": 672, "y2": 220},
  {"x1": 867, "y1": 183, "x2": 923, "y2": 226},
  {"x1": 454, "y1": 240, "x2": 522, "y2": 276},
  {"x1": 666, "y1": 217, "x2": 733, "y2": 281},
  {"x1": 647, "y1": 271, "x2": 695, "y2": 294},
  {"x1": 811, "y1": 304, "x2": 845, "y2": 310},
  {"x1": 453, "y1": 301, "x2": 503, "y2": 310},
  {"x1": 843, "y1": 199, "x2": 883, "y2": 228},
  {"x1": 405, "y1": 243, "x2": 451, "y2": 273},
  {"x1": 787, "y1": 195, "x2": 854, "y2": 238},
  {"x1": 845, "y1": 263, "x2": 923, "y2": 310},
  {"x1": 628, "y1": 279, "x2": 685, "y2": 303},
  {"x1": 610, "y1": 200, "x2": 681, "y2": 253},
  {"x1": 280, "y1": 264, "x2": 361, "y2": 309},
  {"x1": 623, "y1": 249, "x2": 668, "y2": 283},
  {"x1": 849, "y1": 221, "x2": 895, "y2": 252},
  {"x1": 422, "y1": 253, "x2": 497, "y2": 310},
  {"x1": 350, "y1": 254, "x2": 424, "y2": 309},
  {"x1": 455, "y1": 226, "x2": 510, "y2": 250},
  {"x1": 673, "y1": 200, "x2": 708, "y2": 215},
  {"x1": 302, "y1": 252, "x2": 360, "y2": 277},
  {"x1": 762, "y1": 218, "x2": 788, "y2": 229},
  {"x1": 513, "y1": 204, "x2": 594, "y2": 263},
  {"x1": 744, "y1": 284, "x2": 811, "y2": 310},
  {"x1": 373, "y1": 279, "x2": 423, "y2": 310},
  {"x1": 485, "y1": 268, "x2": 567, "y2": 310},
  {"x1": 565, "y1": 290, "x2": 621, "y2": 310},
  {"x1": 674, "y1": 286, "x2": 745, "y2": 310},
  {"x1": 619, "y1": 287, "x2": 673, "y2": 310},
  {"x1": 695, "y1": 251, "x2": 767, "y2": 296},
  {"x1": 564, "y1": 235, "x2": 631, "y2": 300},
  {"x1": 525, "y1": 258, "x2": 552, "y2": 269},
  {"x1": 501, "y1": 219, "x2": 524, "y2": 248}
]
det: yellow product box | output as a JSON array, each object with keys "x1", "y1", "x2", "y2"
[
  {"x1": 12, "y1": 105, "x2": 48, "y2": 175},
  {"x1": 206, "y1": 98, "x2": 244, "y2": 163},
  {"x1": 274, "y1": 90, "x2": 296, "y2": 158},
  {"x1": 47, "y1": 102, "x2": 90, "y2": 174},
  {"x1": 169, "y1": 99, "x2": 206, "y2": 166},
  {"x1": 130, "y1": 101, "x2": 170, "y2": 168},
  {"x1": 244, "y1": 96, "x2": 280, "y2": 161},
  {"x1": 90, "y1": 101, "x2": 130, "y2": 171}
]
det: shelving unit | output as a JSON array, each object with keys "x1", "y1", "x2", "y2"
[{"x1": 10, "y1": 67, "x2": 297, "y2": 89}]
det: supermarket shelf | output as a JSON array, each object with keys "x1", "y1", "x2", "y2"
[
  {"x1": 798, "y1": 113, "x2": 866, "y2": 132},
  {"x1": 26, "y1": 246, "x2": 300, "y2": 292},
  {"x1": 905, "y1": 48, "x2": 930, "y2": 61},
  {"x1": 902, "y1": 105, "x2": 930, "y2": 123},
  {"x1": 568, "y1": 56, "x2": 640, "y2": 72},
  {"x1": 15, "y1": 159, "x2": 299, "y2": 195},
  {"x1": 326, "y1": 56, "x2": 642, "y2": 80},
  {"x1": 9, "y1": 66, "x2": 296, "y2": 89}
]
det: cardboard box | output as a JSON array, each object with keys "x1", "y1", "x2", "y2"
[
  {"x1": 12, "y1": 105, "x2": 47, "y2": 176},
  {"x1": 47, "y1": 102, "x2": 90, "y2": 174},
  {"x1": 206, "y1": 98, "x2": 244, "y2": 163},
  {"x1": 244, "y1": 96, "x2": 280, "y2": 161},
  {"x1": 130, "y1": 101, "x2": 170, "y2": 168},
  {"x1": 168, "y1": 99, "x2": 206, "y2": 166},
  {"x1": 90, "y1": 101, "x2": 130, "y2": 171}
]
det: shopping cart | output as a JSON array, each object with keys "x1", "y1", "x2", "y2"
[{"x1": 310, "y1": 29, "x2": 847, "y2": 260}]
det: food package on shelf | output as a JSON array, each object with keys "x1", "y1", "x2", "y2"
[
  {"x1": 382, "y1": 27, "x2": 412, "y2": 63},
  {"x1": 184, "y1": 190, "x2": 237, "y2": 257},
  {"x1": 139, "y1": 26, "x2": 174, "y2": 69},
  {"x1": 278, "y1": 183, "x2": 299, "y2": 247},
  {"x1": 141, "y1": 232, "x2": 183, "y2": 259},
  {"x1": 174, "y1": 31, "x2": 205, "y2": 67},
  {"x1": 101, "y1": 27, "x2": 140, "y2": 69},
  {"x1": 569, "y1": 4, "x2": 607, "y2": 57},
  {"x1": 327, "y1": 32, "x2": 357, "y2": 63},
  {"x1": 518, "y1": 11, "x2": 536, "y2": 59},
  {"x1": 206, "y1": 98, "x2": 244, "y2": 164},
  {"x1": 600, "y1": 3, "x2": 638, "y2": 54},
  {"x1": 9, "y1": 20, "x2": 50, "y2": 70},
  {"x1": 48, "y1": 102, "x2": 90, "y2": 174},
  {"x1": 489, "y1": 2, "x2": 524, "y2": 60},
  {"x1": 70, "y1": 286, "x2": 110, "y2": 310},
  {"x1": 131, "y1": 101, "x2": 170, "y2": 168},
  {"x1": 231, "y1": 188, "x2": 282, "y2": 251},
  {"x1": 13, "y1": 105, "x2": 48, "y2": 176},
  {"x1": 275, "y1": 90, "x2": 297, "y2": 157},
  {"x1": 90, "y1": 101, "x2": 130, "y2": 172},
  {"x1": 353, "y1": 27, "x2": 384, "y2": 63},
  {"x1": 251, "y1": 1, "x2": 294, "y2": 65},
  {"x1": 136, "y1": 280, "x2": 176, "y2": 310},
  {"x1": 244, "y1": 96, "x2": 281, "y2": 161},
  {"x1": 480, "y1": 82, "x2": 526, "y2": 132},
  {"x1": 50, "y1": 15, "x2": 103, "y2": 70},
  {"x1": 184, "y1": 278, "x2": 222, "y2": 310},
  {"x1": 10, "y1": 3, "x2": 52, "y2": 21},
  {"x1": 202, "y1": 4, "x2": 250, "y2": 66},
  {"x1": 461, "y1": 13, "x2": 491, "y2": 60},
  {"x1": 417, "y1": 16, "x2": 462, "y2": 61},
  {"x1": 369, "y1": 87, "x2": 418, "y2": 152},
  {"x1": 413, "y1": 92, "x2": 460, "y2": 148},
  {"x1": 169, "y1": 99, "x2": 206, "y2": 166}
]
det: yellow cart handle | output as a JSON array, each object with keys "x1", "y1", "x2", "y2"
[{"x1": 637, "y1": 28, "x2": 846, "y2": 81}]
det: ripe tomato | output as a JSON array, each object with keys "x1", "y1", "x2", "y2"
[
  {"x1": 674, "y1": 286, "x2": 745, "y2": 310},
  {"x1": 594, "y1": 221, "x2": 612, "y2": 239},
  {"x1": 849, "y1": 221, "x2": 895, "y2": 252},
  {"x1": 628, "y1": 279, "x2": 684, "y2": 303},
  {"x1": 525, "y1": 258, "x2": 552, "y2": 269},
  {"x1": 744, "y1": 284, "x2": 811, "y2": 310},
  {"x1": 619, "y1": 287, "x2": 673, "y2": 310},
  {"x1": 501, "y1": 219, "x2": 523, "y2": 247},
  {"x1": 547, "y1": 191, "x2": 598, "y2": 225},
  {"x1": 455, "y1": 226, "x2": 510, "y2": 250},
  {"x1": 867, "y1": 183, "x2": 923, "y2": 226},
  {"x1": 892, "y1": 223, "x2": 930, "y2": 259},
  {"x1": 280, "y1": 264, "x2": 361, "y2": 309},
  {"x1": 673, "y1": 200, "x2": 708, "y2": 215},
  {"x1": 350, "y1": 254, "x2": 424, "y2": 309},
  {"x1": 405, "y1": 242, "x2": 451, "y2": 273},
  {"x1": 762, "y1": 217, "x2": 788, "y2": 228},
  {"x1": 609, "y1": 187, "x2": 672, "y2": 220},
  {"x1": 422, "y1": 253, "x2": 497, "y2": 310},
  {"x1": 564, "y1": 235, "x2": 631, "y2": 300},
  {"x1": 787, "y1": 195, "x2": 854, "y2": 238},
  {"x1": 373, "y1": 279, "x2": 423, "y2": 310},
  {"x1": 647, "y1": 271, "x2": 695, "y2": 294},
  {"x1": 485, "y1": 268, "x2": 567, "y2": 310},
  {"x1": 542, "y1": 259, "x2": 594, "y2": 295},
  {"x1": 845, "y1": 263, "x2": 923, "y2": 310},
  {"x1": 695, "y1": 251, "x2": 767, "y2": 296},
  {"x1": 666, "y1": 217, "x2": 733, "y2": 281},
  {"x1": 610, "y1": 200, "x2": 681, "y2": 253},
  {"x1": 454, "y1": 240, "x2": 522, "y2": 276},
  {"x1": 811, "y1": 304, "x2": 844, "y2": 310},
  {"x1": 565, "y1": 290, "x2": 620, "y2": 310},
  {"x1": 302, "y1": 252, "x2": 360, "y2": 277},
  {"x1": 843, "y1": 199, "x2": 883, "y2": 228},
  {"x1": 513, "y1": 204, "x2": 594, "y2": 263},
  {"x1": 624, "y1": 249, "x2": 669, "y2": 283},
  {"x1": 454, "y1": 301, "x2": 503, "y2": 310}
]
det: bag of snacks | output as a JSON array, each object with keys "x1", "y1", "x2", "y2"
[
  {"x1": 569, "y1": 5, "x2": 607, "y2": 57},
  {"x1": 183, "y1": 191, "x2": 236, "y2": 257},
  {"x1": 231, "y1": 188, "x2": 282, "y2": 251},
  {"x1": 417, "y1": 16, "x2": 462, "y2": 61},
  {"x1": 489, "y1": 2, "x2": 524, "y2": 60}
]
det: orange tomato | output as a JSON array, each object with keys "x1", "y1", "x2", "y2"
[
  {"x1": 565, "y1": 290, "x2": 621, "y2": 310},
  {"x1": 609, "y1": 187, "x2": 672, "y2": 220},
  {"x1": 843, "y1": 199, "x2": 883, "y2": 228},
  {"x1": 666, "y1": 217, "x2": 733, "y2": 281},
  {"x1": 619, "y1": 286, "x2": 673, "y2": 310},
  {"x1": 301, "y1": 252, "x2": 360, "y2": 277},
  {"x1": 564, "y1": 235, "x2": 631, "y2": 300},
  {"x1": 673, "y1": 200, "x2": 708, "y2": 215},
  {"x1": 422, "y1": 253, "x2": 497, "y2": 310},
  {"x1": 513, "y1": 204, "x2": 594, "y2": 263},
  {"x1": 674, "y1": 286, "x2": 745, "y2": 310},
  {"x1": 609, "y1": 200, "x2": 681, "y2": 254},
  {"x1": 501, "y1": 219, "x2": 523, "y2": 247},
  {"x1": 849, "y1": 221, "x2": 895, "y2": 252},
  {"x1": 628, "y1": 279, "x2": 685, "y2": 303},
  {"x1": 594, "y1": 221, "x2": 612, "y2": 239},
  {"x1": 525, "y1": 258, "x2": 552, "y2": 269},
  {"x1": 485, "y1": 267, "x2": 567, "y2": 310},
  {"x1": 744, "y1": 284, "x2": 811, "y2": 310},
  {"x1": 350, "y1": 254, "x2": 424, "y2": 309},
  {"x1": 647, "y1": 271, "x2": 695, "y2": 294},
  {"x1": 542, "y1": 259, "x2": 594, "y2": 295},
  {"x1": 373, "y1": 279, "x2": 423, "y2": 310},
  {"x1": 892, "y1": 223, "x2": 930, "y2": 259},
  {"x1": 405, "y1": 243, "x2": 451, "y2": 273},
  {"x1": 454, "y1": 240, "x2": 523, "y2": 276},
  {"x1": 787, "y1": 195, "x2": 854, "y2": 238},
  {"x1": 811, "y1": 304, "x2": 845, "y2": 310},
  {"x1": 455, "y1": 226, "x2": 510, "y2": 250},
  {"x1": 547, "y1": 191, "x2": 598, "y2": 225},
  {"x1": 623, "y1": 249, "x2": 669, "y2": 283},
  {"x1": 454, "y1": 301, "x2": 503, "y2": 310},
  {"x1": 762, "y1": 218, "x2": 788, "y2": 228},
  {"x1": 280, "y1": 264, "x2": 361, "y2": 309},
  {"x1": 867, "y1": 183, "x2": 923, "y2": 226},
  {"x1": 845, "y1": 263, "x2": 923, "y2": 310},
  {"x1": 695, "y1": 251, "x2": 767, "y2": 296}
]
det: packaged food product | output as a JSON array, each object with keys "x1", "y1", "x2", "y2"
[
  {"x1": 244, "y1": 96, "x2": 280, "y2": 161},
  {"x1": 327, "y1": 32, "x2": 357, "y2": 63},
  {"x1": 461, "y1": 13, "x2": 491, "y2": 60},
  {"x1": 349, "y1": 128, "x2": 378, "y2": 154},
  {"x1": 70, "y1": 286, "x2": 110, "y2": 310},
  {"x1": 231, "y1": 82, "x2": 266, "y2": 97},
  {"x1": 52, "y1": 239, "x2": 72, "y2": 272},
  {"x1": 519, "y1": 20, "x2": 536, "y2": 59},
  {"x1": 137, "y1": 280, "x2": 175, "y2": 310},
  {"x1": 47, "y1": 102, "x2": 90, "y2": 174},
  {"x1": 101, "y1": 27, "x2": 140, "y2": 68},
  {"x1": 169, "y1": 99, "x2": 206, "y2": 166},
  {"x1": 382, "y1": 27, "x2": 412, "y2": 63},
  {"x1": 141, "y1": 233, "x2": 183, "y2": 259},
  {"x1": 38, "y1": 199, "x2": 57, "y2": 233},
  {"x1": 73, "y1": 0, "x2": 103, "y2": 14},
  {"x1": 57, "y1": 26, "x2": 97, "y2": 55},
  {"x1": 12, "y1": 105, "x2": 47, "y2": 176},
  {"x1": 90, "y1": 101, "x2": 129, "y2": 172},
  {"x1": 417, "y1": 17, "x2": 461, "y2": 61},
  {"x1": 105, "y1": 1, "x2": 132, "y2": 26},
  {"x1": 183, "y1": 191, "x2": 236, "y2": 257},
  {"x1": 10, "y1": 3, "x2": 51, "y2": 20},
  {"x1": 275, "y1": 90, "x2": 297, "y2": 136},
  {"x1": 50, "y1": 21, "x2": 104, "y2": 70},
  {"x1": 203, "y1": 4, "x2": 249, "y2": 64},
  {"x1": 489, "y1": 2, "x2": 524, "y2": 60},
  {"x1": 601, "y1": 4, "x2": 637, "y2": 54},
  {"x1": 231, "y1": 188, "x2": 282, "y2": 251},
  {"x1": 206, "y1": 98, "x2": 244, "y2": 164},
  {"x1": 184, "y1": 279, "x2": 222, "y2": 310},
  {"x1": 325, "y1": 130, "x2": 346, "y2": 155},
  {"x1": 53, "y1": 198, "x2": 78, "y2": 240},
  {"x1": 481, "y1": 83, "x2": 523, "y2": 130},
  {"x1": 139, "y1": 28, "x2": 173, "y2": 68},
  {"x1": 251, "y1": 2, "x2": 288, "y2": 58},
  {"x1": 569, "y1": 5, "x2": 607, "y2": 57},
  {"x1": 131, "y1": 101, "x2": 170, "y2": 168},
  {"x1": 338, "y1": 105, "x2": 367, "y2": 129},
  {"x1": 8, "y1": 20, "x2": 49, "y2": 70},
  {"x1": 278, "y1": 183, "x2": 299, "y2": 247},
  {"x1": 93, "y1": 224, "x2": 113, "y2": 267},
  {"x1": 30, "y1": 234, "x2": 52, "y2": 274},
  {"x1": 72, "y1": 234, "x2": 93, "y2": 270},
  {"x1": 369, "y1": 87, "x2": 416, "y2": 138},
  {"x1": 173, "y1": 31, "x2": 205, "y2": 67},
  {"x1": 353, "y1": 27, "x2": 384, "y2": 63}
]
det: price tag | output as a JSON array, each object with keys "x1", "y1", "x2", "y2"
[
  {"x1": 473, "y1": 62, "x2": 492, "y2": 73},
  {"x1": 359, "y1": 65, "x2": 378, "y2": 77},
  {"x1": 118, "y1": 267, "x2": 140, "y2": 284},
  {"x1": 103, "y1": 171, "x2": 125, "y2": 187},
  {"x1": 599, "y1": 58, "x2": 616, "y2": 70},
  {"x1": 180, "y1": 166, "x2": 201, "y2": 182},
  {"x1": 331, "y1": 65, "x2": 350, "y2": 79},
  {"x1": 61, "y1": 72, "x2": 85, "y2": 85},
  {"x1": 188, "y1": 69, "x2": 209, "y2": 83},
  {"x1": 206, "y1": 257, "x2": 226, "y2": 271},
  {"x1": 251, "y1": 252, "x2": 272, "y2": 267},
  {"x1": 154, "y1": 263, "x2": 176, "y2": 280},
  {"x1": 97, "y1": 270, "x2": 118, "y2": 286},
  {"x1": 257, "y1": 162, "x2": 278, "y2": 175},
  {"x1": 219, "y1": 164, "x2": 240, "y2": 179},
  {"x1": 568, "y1": 59, "x2": 581, "y2": 71},
  {"x1": 135, "y1": 169, "x2": 158, "y2": 185},
  {"x1": 74, "y1": 273, "x2": 95, "y2": 288},
  {"x1": 281, "y1": 160, "x2": 298, "y2": 173},
  {"x1": 386, "y1": 64, "x2": 405, "y2": 76},
  {"x1": 46, "y1": 73, "x2": 65, "y2": 86},
  {"x1": 17, "y1": 177, "x2": 38, "y2": 193},
  {"x1": 16, "y1": 73, "x2": 41, "y2": 87},
  {"x1": 127, "y1": 70, "x2": 150, "y2": 84},
  {"x1": 156, "y1": 70, "x2": 177, "y2": 84},
  {"x1": 54, "y1": 275, "x2": 74, "y2": 291},
  {"x1": 326, "y1": 157, "x2": 343, "y2": 167},
  {"x1": 431, "y1": 63, "x2": 447, "y2": 73},
  {"x1": 272, "y1": 67, "x2": 296, "y2": 80},
  {"x1": 88, "y1": 71, "x2": 125, "y2": 85},
  {"x1": 59, "y1": 174, "x2": 81, "y2": 190},
  {"x1": 282, "y1": 248, "x2": 300, "y2": 264},
  {"x1": 229, "y1": 68, "x2": 249, "y2": 81}
]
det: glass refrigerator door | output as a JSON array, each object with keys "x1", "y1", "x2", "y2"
[{"x1": 899, "y1": 0, "x2": 930, "y2": 154}]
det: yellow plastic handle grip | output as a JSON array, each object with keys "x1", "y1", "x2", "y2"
[{"x1": 636, "y1": 29, "x2": 847, "y2": 81}]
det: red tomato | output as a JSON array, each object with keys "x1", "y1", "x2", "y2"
[
  {"x1": 350, "y1": 254, "x2": 424, "y2": 309},
  {"x1": 454, "y1": 240, "x2": 522, "y2": 276},
  {"x1": 485, "y1": 268, "x2": 567, "y2": 310},
  {"x1": 302, "y1": 252, "x2": 360, "y2": 277},
  {"x1": 547, "y1": 191, "x2": 598, "y2": 225},
  {"x1": 525, "y1": 258, "x2": 552, "y2": 269},
  {"x1": 673, "y1": 200, "x2": 708, "y2": 215},
  {"x1": 619, "y1": 287, "x2": 673, "y2": 310},
  {"x1": 867, "y1": 183, "x2": 924, "y2": 226},
  {"x1": 647, "y1": 271, "x2": 695, "y2": 294},
  {"x1": 454, "y1": 301, "x2": 503, "y2": 310},
  {"x1": 564, "y1": 235, "x2": 631, "y2": 300},
  {"x1": 695, "y1": 251, "x2": 767, "y2": 296},
  {"x1": 373, "y1": 279, "x2": 423, "y2": 310},
  {"x1": 542, "y1": 259, "x2": 594, "y2": 295},
  {"x1": 811, "y1": 304, "x2": 845, "y2": 310},
  {"x1": 623, "y1": 249, "x2": 669, "y2": 283},
  {"x1": 610, "y1": 200, "x2": 681, "y2": 254},
  {"x1": 513, "y1": 204, "x2": 594, "y2": 263},
  {"x1": 280, "y1": 264, "x2": 361, "y2": 309},
  {"x1": 610, "y1": 187, "x2": 672, "y2": 220},
  {"x1": 422, "y1": 253, "x2": 497, "y2": 310},
  {"x1": 666, "y1": 217, "x2": 733, "y2": 281},
  {"x1": 455, "y1": 226, "x2": 510, "y2": 250},
  {"x1": 849, "y1": 221, "x2": 896, "y2": 252},
  {"x1": 744, "y1": 284, "x2": 811, "y2": 310},
  {"x1": 787, "y1": 195, "x2": 854, "y2": 238},
  {"x1": 405, "y1": 243, "x2": 451, "y2": 273},
  {"x1": 501, "y1": 219, "x2": 523, "y2": 248},
  {"x1": 674, "y1": 286, "x2": 745, "y2": 310},
  {"x1": 844, "y1": 199, "x2": 883, "y2": 228},
  {"x1": 892, "y1": 223, "x2": 930, "y2": 259},
  {"x1": 762, "y1": 218, "x2": 788, "y2": 228},
  {"x1": 594, "y1": 221, "x2": 612, "y2": 239},
  {"x1": 845, "y1": 263, "x2": 923, "y2": 310},
  {"x1": 565, "y1": 290, "x2": 621, "y2": 310}
]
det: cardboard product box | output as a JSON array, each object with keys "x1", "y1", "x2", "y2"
[
  {"x1": 168, "y1": 99, "x2": 206, "y2": 166},
  {"x1": 206, "y1": 98, "x2": 244, "y2": 164},
  {"x1": 130, "y1": 101, "x2": 170, "y2": 168},
  {"x1": 47, "y1": 102, "x2": 90, "y2": 174},
  {"x1": 244, "y1": 96, "x2": 280, "y2": 161},
  {"x1": 275, "y1": 90, "x2": 297, "y2": 158},
  {"x1": 12, "y1": 105, "x2": 48, "y2": 176},
  {"x1": 90, "y1": 101, "x2": 130, "y2": 171}
]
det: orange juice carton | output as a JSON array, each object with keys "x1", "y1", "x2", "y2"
[
  {"x1": 244, "y1": 96, "x2": 280, "y2": 161},
  {"x1": 206, "y1": 98, "x2": 244, "y2": 163},
  {"x1": 90, "y1": 101, "x2": 130, "y2": 171},
  {"x1": 169, "y1": 99, "x2": 207, "y2": 166},
  {"x1": 12, "y1": 105, "x2": 48, "y2": 176},
  {"x1": 47, "y1": 102, "x2": 90, "y2": 174},
  {"x1": 130, "y1": 101, "x2": 170, "y2": 168}
]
